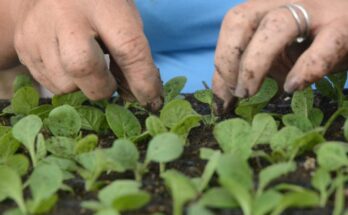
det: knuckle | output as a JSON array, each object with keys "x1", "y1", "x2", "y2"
[
  {"x1": 259, "y1": 10, "x2": 290, "y2": 32},
  {"x1": 222, "y1": 3, "x2": 258, "y2": 31},
  {"x1": 114, "y1": 35, "x2": 149, "y2": 69},
  {"x1": 62, "y1": 49, "x2": 104, "y2": 78}
]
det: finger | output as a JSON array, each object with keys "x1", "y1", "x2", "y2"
[
  {"x1": 38, "y1": 34, "x2": 77, "y2": 94},
  {"x1": 91, "y1": 0, "x2": 163, "y2": 111},
  {"x1": 14, "y1": 28, "x2": 60, "y2": 93},
  {"x1": 234, "y1": 7, "x2": 298, "y2": 98},
  {"x1": 212, "y1": 71, "x2": 237, "y2": 115},
  {"x1": 58, "y1": 23, "x2": 117, "y2": 100},
  {"x1": 284, "y1": 22, "x2": 348, "y2": 92},
  {"x1": 213, "y1": 4, "x2": 262, "y2": 111}
]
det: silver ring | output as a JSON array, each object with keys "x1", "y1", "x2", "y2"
[{"x1": 283, "y1": 3, "x2": 311, "y2": 43}]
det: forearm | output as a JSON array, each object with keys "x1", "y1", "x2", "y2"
[{"x1": 0, "y1": 0, "x2": 21, "y2": 70}]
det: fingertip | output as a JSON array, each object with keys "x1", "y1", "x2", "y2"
[{"x1": 212, "y1": 72, "x2": 236, "y2": 115}]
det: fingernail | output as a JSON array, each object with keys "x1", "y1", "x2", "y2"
[
  {"x1": 234, "y1": 85, "x2": 249, "y2": 98},
  {"x1": 284, "y1": 78, "x2": 300, "y2": 93}
]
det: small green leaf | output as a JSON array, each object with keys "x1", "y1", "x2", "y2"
[
  {"x1": 311, "y1": 168, "x2": 331, "y2": 206},
  {"x1": 13, "y1": 74, "x2": 33, "y2": 92},
  {"x1": 258, "y1": 162, "x2": 296, "y2": 194},
  {"x1": 112, "y1": 191, "x2": 150, "y2": 211},
  {"x1": 29, "y1": 104, "x2": 54, "y2": 120},
  {"x1": 106, "y1": 104, "x2": 141, "y2": 138},
  {"x1": 162, "y1": 170, "x2": 198, "y2": 215},
  {"x1": 0, "y1": 165, "x2": 26, "y2": 213},
  {"x1": 308, "y1": 108, "x2": 324, "y2": 127},
  {"x1": 27, "y1": 194, "x2": 58, "y2": 214},
  {"x1": 164, "y1": 76, "x2": 187, "y2": 103},
  {"x1": 315, "y1": 78, "x2": 336, "y2": 99},
  {"x1": 213, "y1": 119, "x2": 252, "y2": 158},
  {"x1": 198, "y1": 187, "x2": 238, "y2": 209},
  {"x1": 291, "y1": 87, "x2": 314, "y2": 117},
  {"x1": 12, "y1": 115, "x2": 42, "y2": 167},
  {"x1": 36, "y1": 133, "x2": 47, "y2": 161},
  {"x1": 5, "y1": 154, "x2": 29, "y2": 176},
  {"x1": 316, "y1": 142, "x2": 348, "y2": 171},
  {"x1": 47, "y1": 105, "x2": 82, "y2": 137},
  {"x1": 188, "y1": 204, "x2": 214, "y2": 215},
  {"x1": 171, "y1": 114, "x2": 201, "y2": 139},
  {"x1": 74, "y1": 134, "x2": 98, "y2": 155},
  {"x1": 270, "y1": 127, "x2": 303, "y2": 158},
  {"x1": 11, "y1": 86, "x2": 39, "y2": 115},
  {"x1": 146, "y1": 115, "x2": 167, "y2": 136},
  {"x1": 271, "y1": 190, "x2": 320, "y2": 215},
  {"x1": 194, "y1": 89, "x2": 213, "y2": 105},
  {"x1": 107, "y1": 139, "x2": 139, "y2": 171},
  {"x1": 146, "y1": 132, "x2": 184, "y2": 164},
  {"x1": 282, "y1": 114, "x2": 313, "y2": 132},
  {"x1": 0, "y1": 131, "x2": 21, "y2": 160},
  {"x1": 216, "y1": 153, "x2": 253, "y2": 190},
  {"x1": 160, "y1": 99, "x2": 197, "y2": 128},
  {"x1": 52, "y1": 91, "x2": 87, "y2": 107},
  {"x1": 198, "y1": 151, "x2": 221, "y2": 192},
  {"x1": 253, "y1": 190, "x2": 282, "y2": 215},
  {"x1": 238, "y1": 78, "x2": 278, "y2": 105},
  {"x1": 78, "y1": 106, "x2": 106, "y2": 133},
  {"x1": 344, "y1": 118, "x2": 348, "y2": 141},
  {"x1": 46, "y1": 136, "x2": 75, "y2": 158},
  {"x1": 29, "y1": 163, "x2": 63, "y2": 202},
  {"x1": 98, "y1": 180, "x2": 140, "y2": 206},
  {"x1": 251, "y1": 113, "x2": 277, "y2": 145}
]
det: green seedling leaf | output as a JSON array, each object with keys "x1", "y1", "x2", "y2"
[
  {"x1": 171, "y1": 114, "x2": 201, "y2": 139},
  {"x1": 216, "y1": 153, "x2": 253, "y2": 190},
  {"x1": 162, "y1": 170, "x2": 198, "y2": 215},
  {"x1": 257, "y1": 162, "x2": 296, "y2": 195},
  {"x1": 27, "y1": 194, "x2": 58, "y2": 214},
  {"x1": 12, "y1": 115, "x2": 42, "y2": 167},
  {"x1": 311, "y1": 168, "x2": 331, "y2": 206},
  {"x1": 146, "y1": 132, "x2": 184, "y2": 164},
  {"x1": 107, "y1": 139, "x2": 139, "y2": 172},
  {"x1": 271, "y1": 190, "x2": 320, "y2": 215},
  {"x1": 98, "y1": 180, "x2": 150, "y2": 212},
  {"x1": 282, "y1": 114, "x2": 313, "y2": 132},
  {"x1": 5, "y1": 154, "x2": 29, "y2": 176},
  {"x1": 0, "y1": 131, "x2": 21, "y2": 160},
  {"x1": 47, "y1": 105, "x2": 82, "y2": 137},
  {"x1": 198, "y1": 151, "x2": 221, "y2": 192},
  {"x1": 235, "y1": 102, "x2": 267, "y2": 122},
  {"x1": 0, "y1": 165, "x2": 26, "y2": 213},
  {"x1": 308, "y1": 108, "x2": 324, "y2": 127},
  {"x1": 52, "y1": 91, "x2": 87, "y2": 107},
  {"x1": 146, "y1": 115, "x2": 167, "y2": 136},
  {"x1": 106, "y1": 104, "x2": 141, "y2": 138},
  {"x1": 74, "y1": 134, "x2": 98, "y2": 154},
  {"x1": 253, "y1": 190, "x2": 282, "y2": 215},
  {"x1": 29, "y1": 163, "x2": 63, "y2": 205},
  {"x1": 198, "y1": 187, "x2": 238, "y2": 209},
  {"x1": 251, "y1": 113, "x2": 277, "y2": 145},
  {"x1": 11, "y1": 86, "x2": 39, "y2": 115},
  {"x1": 36, "y1": 133, "x2": 47, "y2": 161},
  {"x1": 164, "y1": 76, "x2": 187, "y2": 103},
  {"x1": 43, "y1": 156, "x2": 78, "y2": 179},
  {"x1": 188, "y1": 204, "x2": 214, "y2": 215},
  {"x1": 199, "y1": 148, "x2": 218, "y2": 160},
  {"x1": 194, "y1": 89, "x2": 213, "y2": 105},
  {"x1": 291, "y1": 87, "x2": 313, "y2": 117},
  {"x1": 219, "y1": 176, "x2": 252, "y2": 215},
  {"x1": 13, "y1": 74, "x2": 33, "y2": 92},
  {"x1": 213, "y1": 118, "x2": 252, "y2": 159},
  {"x1": 77, "y1": 150, "x2": 108, "y2": 191},
  {"x1": 333, "y1": 175, "x2": 345, "y2": 215},
  {"x1": 160, "y1": 99, "x2": 197, "y2": 128},
  {"x1": 290, "y1": 131, "x2": 325, "y2": 158},
  {"x1": 78, "y1": 106, "x2": 106, "y2": 133},
  {"x1": 46, "y1": 136, "x2": 75, "y2": 158},
  {"x1": 29, "y1": 104, "x2": 54, "y2": 120},
  {"x1": 316, "y1": 142, "x2": 348, "y2": 171}
]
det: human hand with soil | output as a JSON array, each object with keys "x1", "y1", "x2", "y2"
[
  {"x1": 213, "y1": 0, "x2": 348, "y2": 114},
  {"x1": 8, "y1": 0, "x2": 163, "y2": 111}
]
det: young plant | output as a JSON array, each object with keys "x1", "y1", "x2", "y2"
[
  {"x1": 82, "y1": 180, "x2": 150, "y2": 214},
  {"x1": 235, "y1": 78, "x2": 278, "y2": 121},
  {"x1": 161, "y1": 170, "x2": 199, "y2": 215},
  {"x1": 164, "y1": 76, "x2": 187, "y2": 103},
  {"x1": 12, "y1": 115, "x2": 43, "y2": 167},
  {"x1": 77, "y1": 106, "x2": 107, "y2": 133},
  {"x1": 145, "y1": 132, "x2": 184, "y2": 174},
  {"x1": 194, "y1": 89, "x2": 217, "y2": 125}
]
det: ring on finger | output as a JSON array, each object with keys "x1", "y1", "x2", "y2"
[{"x1": 282, "y1": 3, "x2": 311, "y2": 43}]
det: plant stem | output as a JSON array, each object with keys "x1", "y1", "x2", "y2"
[
  {"x1": 322, "y1": 108, "x2": 346, "y2": 135},
  {"x1": 159, "y1": 163, "x2": 165, "y2": 175}
]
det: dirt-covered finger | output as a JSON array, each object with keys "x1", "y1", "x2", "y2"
[{"x1": 284, "y1": 22, "x2": 348, "y2": 92}]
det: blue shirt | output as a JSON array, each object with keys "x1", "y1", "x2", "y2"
[{"x1": 135, "y1": 0, "x2": 244, "y2": 92}]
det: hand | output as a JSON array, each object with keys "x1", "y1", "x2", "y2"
[
  {"x1": 13, "y1": 0, "x2": 163, "y2": 111},
  {"x1": 213, "y1": 0, "x2": 348, "y2": 114}
]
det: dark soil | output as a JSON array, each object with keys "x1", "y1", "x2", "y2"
[{"x1": 0, "y1": 93, "x2": 346, "y2": 215}]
